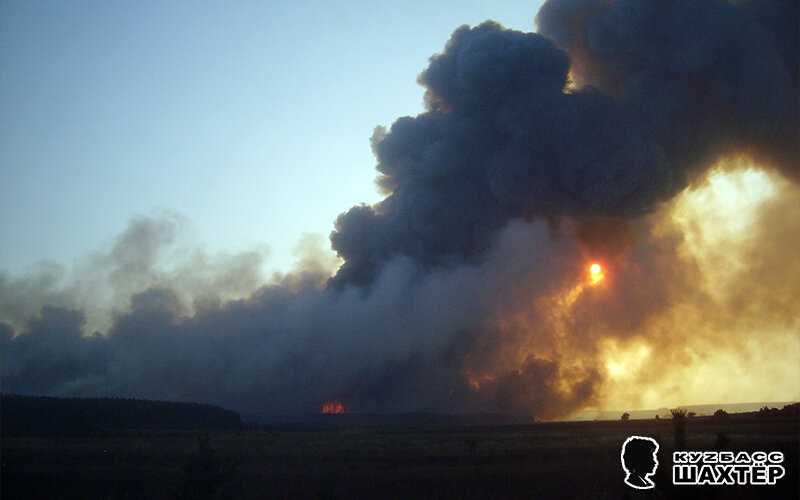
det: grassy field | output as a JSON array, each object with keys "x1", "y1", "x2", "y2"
[{"x1": 2, "y1": 415, "x2": 797, "y2": 499}]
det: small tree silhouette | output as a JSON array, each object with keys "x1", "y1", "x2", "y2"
[
  {"x1": 621, "y1": 412, "x2": 630, "y2": 421},
  {"x1": 671, "y1": 408, "x2": 687, "y2": 451},
  {"x1": 713, "y1": 408, "x2": 728, "y2": 420}
]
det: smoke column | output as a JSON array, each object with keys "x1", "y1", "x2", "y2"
[
  {"x1": 2, "y1": 0, "x2": 798, "y2": 419},
  {"x1": 332, "y1": 0, "x2": 797, "y2": 286}
]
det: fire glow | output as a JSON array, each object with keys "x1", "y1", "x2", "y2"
[{"x1": 321, "y1": 401, "x2": 346, "y2": 414}]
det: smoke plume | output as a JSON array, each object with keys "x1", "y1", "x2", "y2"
[{"x1": 2, "y1": 0, "x2": 798, "y2": 420}]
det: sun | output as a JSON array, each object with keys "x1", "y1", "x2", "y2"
[{"x1": 588, "y1": 263, "x2": 604, "y2": 285}]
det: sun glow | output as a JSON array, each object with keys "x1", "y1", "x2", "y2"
[
  {"x1": 671, "y1": 161, "x2": 780, "y2": 301},
  {"x1": 591, "y1": 159, "x2": 800, "y2": 412},
  {"x1": 588, "y1": 262, "x2": 604, "y2": 285},
  {"x1": 469, "y1": 160, "x2": 797, "y2": 420}
]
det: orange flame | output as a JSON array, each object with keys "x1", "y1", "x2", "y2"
[{"x1": 321, "y1": 401, "x2": 346, "y2": 414}]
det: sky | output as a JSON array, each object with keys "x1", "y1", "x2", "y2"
[
  {"x1": 1, "y1": 0, "x2": 543, "y2": 278},
  {"x1": 1, "y1": 0, "x2": 798, "y2": 419}
]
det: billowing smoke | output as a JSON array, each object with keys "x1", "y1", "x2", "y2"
[
  {"x1": 332, "y1": 0, "x2": 798, "y2": 286},
  {"x1": 2, "y1": 0, "x2": 798, "y2": 420}
]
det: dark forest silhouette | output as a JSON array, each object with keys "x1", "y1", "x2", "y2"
[{"x1": 1, "y1": 394, "x2": 242, "y2": 436}]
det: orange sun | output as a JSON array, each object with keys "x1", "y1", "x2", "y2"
[{"x1": 588, "y1": 263, "x2": 604, "y2": 285}]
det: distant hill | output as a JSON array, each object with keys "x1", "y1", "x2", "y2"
[
  {"x1": 1, "y1": 394, "x2": 242, "y2": 436},
  {"x1": 241, "y1": 411, "x2": 534, "y2": 430},
  {"x1": 569, "y1": 401, "x2": 798, "y2": 421}
]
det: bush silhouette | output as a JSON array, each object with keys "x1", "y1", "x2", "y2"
[
  {"x1": 779, "y1": 402, "x2": 799, "y2": 417},
  {"x1": 758, "y1": 406, "x2": 780, "y2": 417},
  {"x1": 621, "y1": 412, "x2": 630, "y2": 421}
]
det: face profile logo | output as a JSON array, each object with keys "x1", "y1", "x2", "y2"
[{"x1": 621, "y1": 436, "x2": 659, "y2": 489}]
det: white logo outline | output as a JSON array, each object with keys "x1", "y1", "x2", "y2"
[{"x1": 621, "y1": 435, "x2": 660, "y2": 490}]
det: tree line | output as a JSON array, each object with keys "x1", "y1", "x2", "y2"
[{"x1": 1, "y1": 394, "x2": 242, "y2": 436}]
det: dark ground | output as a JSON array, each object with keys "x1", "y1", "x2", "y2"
[{"x1": 2, "y1": 415, "x2": 797, "y2": 499}]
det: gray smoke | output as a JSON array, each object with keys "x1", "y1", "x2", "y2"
[
  {"x1": 1, "y1": 216, "x2": 602, "y2": 417},
  {"x1": 2, "y1": 0, "x2": 798, "y2": 419},
  {"x1": 0, "y1": 213, "x2": 267, "y2": 335}
]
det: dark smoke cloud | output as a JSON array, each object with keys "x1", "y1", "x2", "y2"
[
  {"x1": 332, "y1": 0, "x2": 797, "y2": 286},
  {"x1": 2, "y1": 0, "x2": 798, "y2": 419},
  {"x1": 536, "y1": 0, "x2": 799, "y2": 179}
]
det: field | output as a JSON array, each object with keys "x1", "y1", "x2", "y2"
[{"x1": 2, "y1": 415, "x2": 797, "y2": 499}]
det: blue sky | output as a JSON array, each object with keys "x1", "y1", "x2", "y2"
[{"x1": 1, "y1": 0, "x2": 543, "y2": 277}]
